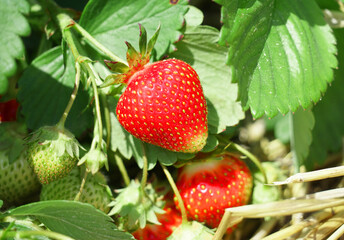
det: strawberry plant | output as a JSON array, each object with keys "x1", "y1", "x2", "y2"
[{"x1": 1, "y1": 0, "x2": 344, "y2": 239}]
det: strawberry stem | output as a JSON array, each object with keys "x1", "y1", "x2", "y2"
[
  {"x1": 100, "y1": 94, "x2": 111, "y2": 146},
  {"x1": 0, "y1": 229, "x2": 74, "y2": 240},
  {"x1": 72, "y1": 23, "x2": 127, "y2": 65},
  {"x1": 57, "y1": 61, "x2": 81, "y2": 129},
  {"x1": 140, "y1": 143, "x2": 148, "y2": 190},
  {"x1": 74, "y1": 168, "x2": 89, "y2": 201},
  {"x1": 160, "y1": 163, "x2": 188, "y2": 224},
  {"x1": 84, "y1": 63, "x2": 104, "y2": 147},
  {"x1": 221, "y1": 139, "x2": 268, "y2": 184},
  {"x1": 114, "y1": 153, "x2": 130, "y2": 186},
  {"x1": 230, "y1": 143, "x2": 268, "y2": 184}
]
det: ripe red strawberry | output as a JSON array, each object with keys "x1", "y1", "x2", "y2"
[
  {"x1": 103, "y1": 25, "x2": 208, "y2": 153},
  {"x1": 0, "y1": 99, "x2": 19, "y2": 122},
  {"x1": 174, "y1": 153, "x2": 252, "y2": 233}
]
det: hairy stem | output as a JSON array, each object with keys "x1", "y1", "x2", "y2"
[
  {"x1": 140, "y1": 143, "x2": 148, "y2": 190},
  {"x1": 224, "y1": 141, "x2": 268, "y2": 184},
  {"x1": 160, "y1": 163, "x2": 188, "y2": 224},
  {"x1": 54, "y1": 12, "x2": 82, "y2": 129},
  {"x1": 74, "y1": 169, "x2": 89, "y2": 201},
  {"x1": 72, "y1": 23, "x2": 127, "y2": 65},
  {"x1": 57, "y1": 61, "x2": 81, "y2": 129},
  {"x1": 114, "y1": 153, "x2": 130, "y2": 186},
  {"x1": 100, "y1": 94, "x2": 111, "y2": 146},
  {"x1": 84, "y1": 63, "x2": 103, "y2": 146},
  {"x1": 56, "y1": 13, "x2": 78, "y2": 57}
]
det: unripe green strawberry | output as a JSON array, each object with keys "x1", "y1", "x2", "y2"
[
  {"x1": 26, "y1": 125, "x2": 82, "y2": 184},
  {"x1": 103, "y1": 25, "x2": 208, "y2": 153},
  {"x1": 40, "y1": 167, "x2": 113, "y2": 213},
  {"x1": 0, "y1": 150, "x2": 40, "y2": 207}
]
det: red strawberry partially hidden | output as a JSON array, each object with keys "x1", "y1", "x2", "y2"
[
  {"x1": 174, "y1": 153, "x2": 252, "y2": 233},
  {"x1": 132, "y1": 205, "x2": 182, "y2": 240},
  {"x1": 103, "y1": 25, "x2": 208, "y2": 153},
  {"x1": 0, "y1": 99, "x2": 19, "y2": 122}
]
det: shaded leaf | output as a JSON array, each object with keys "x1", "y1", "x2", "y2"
[
  {"x1": 170, "y1": 25, "x2": 244, "y2": 134},
  {"x1": 8, "y1": 200, "x2": 134, "y2": 240},
  {"x1": 216, "y1": 0, "x2": 337, "y2": 118},
  {"x1": 306, "y1": 29, "x2": 344, "y2": 170},
  {"x1": 79, "y1": 0, "x2": 188, "y2": 60},
  {"x1": 18, "y1": 47, "x2": 92, "y2": 136},
  {"x1": 274, "y1": 114, "x2": 290, "y2": 144},
  {"x1": 290, "y1": 108, "x2": 315, "y2": 169}
]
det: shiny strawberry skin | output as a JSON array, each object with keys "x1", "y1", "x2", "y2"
[
  {"x1": 175, "y1": 154, "x2": 252, "y2": 232},
  {"x1": 116, "y1": 58, "x2": 208, "y2": 153},
  {"x1": 132, "y1": 206, "x2": 182, "y2": 240}
]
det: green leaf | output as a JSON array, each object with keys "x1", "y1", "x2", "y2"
[
  {"x1": 290, "y1": 108, "x2": 315, "y2": 169},
  {"x1": 0, "y1": 200, "x2": 3, "y2": 209},
  {"x1": 17, "y1": 47, "x2": 93, "y2": 136},
  {"x1": 216, "y1": 0, "x2": 337, "y2": 119},
  {"x1": 0, "y1": 0, "x2": 30, "y2": 94},
  {"x1": 306, "y1": 29, "x2": 344, "y2": 170},
  {"x1": 8, "y1": 200, "x2": 134, "y2": 240},
  {"x1": 79, "y1": 0, "x2": 189, "y2": 60},
  {"x1": 316, "y1": 0, "x2": 340, "y2": 10},
  {"x1": 274, "y1": 114, "x2": 291, "y2": 144},
  {"x1": 184, "y1": 5, "x2": 204, "y2": 26},
  {"x1": 170, "y1": 25, "x2": 244, "y2": 133}
]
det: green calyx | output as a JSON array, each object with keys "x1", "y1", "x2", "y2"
[
  {"x1": 108, "y1": 180, "x2": 165, "y2": 232},
  {"x1": 100, "y1": 24, "x2": 161, "y2": 88},
  {"x1": 26, "y1": 125, "x2": 82, "y2": 159},
  {"x1": 78, "y1": 147, "x2": 108, "y2": 175},
  {"x1": 167, "y1": 221, "x2": 214, "y2": 240}
]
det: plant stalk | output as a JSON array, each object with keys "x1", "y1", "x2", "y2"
[
  {"x1": 0, "y1": 230, "x2": 74, "y2": 240},
  {"x1": 160, "y1": 163, "x2": 188, "y2": 224},
  {"x1": 140, "y1": 143, "x2": 148, "y2": 190},
  {"x1": 84, "y1": 63, "x2": 103, "y2": 146},
  {"x1": 231, "y1": 143, "x2": 268, "y2": 184},
  {"x1": 100, "y1": 94, "x2": 111, "y2": 146},
  {"x1": 114, "y1": 153, "x2": 130, "y2": 186},
  {"x1": 57, "y1": 61, "x2": 81, "y2": 129},
  {"x1": 74, "y1": 169, "x2": 89, "y2": 201},
  {"x1": 72, "y1": 23, "x2": 127, "y2": 65}
]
